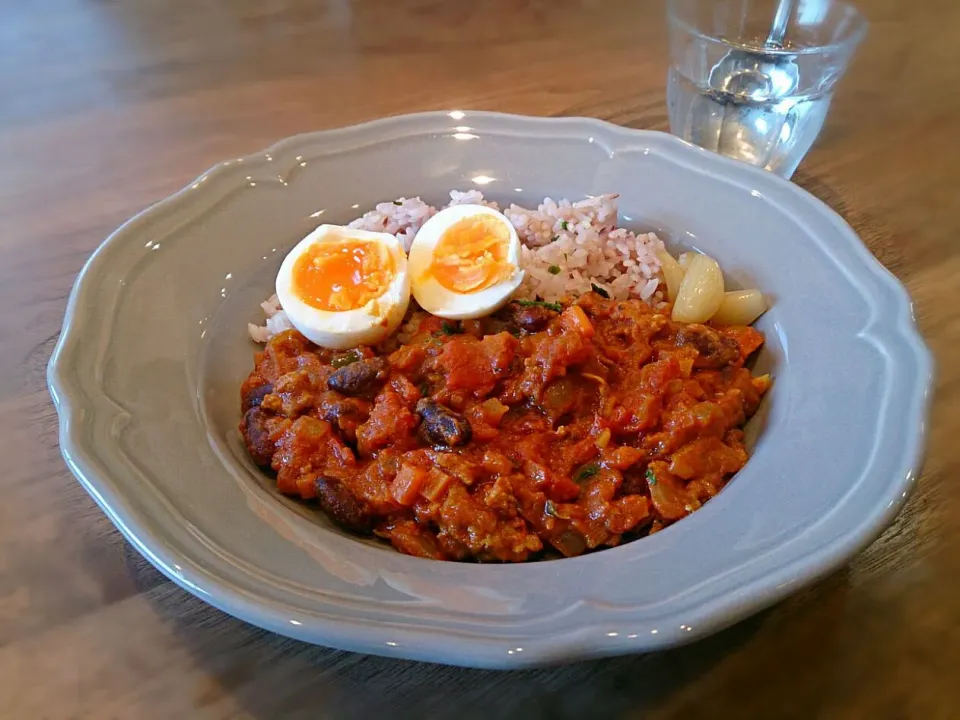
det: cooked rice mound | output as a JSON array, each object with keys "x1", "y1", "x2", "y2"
[{"x1": 249, "y1": 190, "x2": 663, "y2": 343}]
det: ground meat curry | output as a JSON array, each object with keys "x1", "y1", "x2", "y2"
[{"x1": 240, "y1": 292, "x2": 770, "y2": 562}]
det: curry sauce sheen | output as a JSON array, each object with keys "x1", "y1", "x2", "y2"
[{"x1": 240, "y1": 292, "x2": 770, "y2": 562}]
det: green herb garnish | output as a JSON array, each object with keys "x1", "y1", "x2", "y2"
[
  {"x1": 392, "y1": 199, "x2": 403, "y2": 205},
  {"x1": 645, "y1": 468, "x2": 657, "y2": 486},
  {"x1": 516, "y1": 299, "x2": 562, "y2": 312},
  {"x1": 591, "y1": 283, "x2": 610, "y2": 298},
  {"x1": 440, "y1": 321, "x2": 462, "y2": 335},
  {"x1": 550, "y1": 235, "x2": 559, "y2": 242},
  {"x1": 573, "y1": 463, "x2": 600, "y2": 484},
  {"x1": 330, "y1": 350, "x2": 361, "y2": 368},
  {"x1": 560, "y1": 220, "x2": 569, "y2": 231},
  {"x1": 544, "y1": 500, "x2": 561, "y2": 518},
  {"x1": 548, "y1": 265, "x2": 561, "y2": 275}
]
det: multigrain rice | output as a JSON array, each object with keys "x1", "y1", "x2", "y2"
[{"x1": 248, "y1": 190, "x2": 663, "y2": 342}]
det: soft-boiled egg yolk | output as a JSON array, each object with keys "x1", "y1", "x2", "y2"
[
  {"x1": 408, "y1": 204, "x2": 524, "y2": 320},
  {"x1": 424, "y1": 215, "x2": 515, "y2": 293},
  {"x1": 275, "y1": 225, "x2": 410, "y2": 350},
  {"x1": 291, "y1": 238, "x2": 395, "y2": 312}
]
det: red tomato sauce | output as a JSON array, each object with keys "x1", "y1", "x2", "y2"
[{"x1": 240, "y1": 292, "x2": 770, "y2": 562}]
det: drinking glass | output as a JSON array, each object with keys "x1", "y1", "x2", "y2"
[{"x1": 666, "y1": 0, "x2": 867, "y2": 178}]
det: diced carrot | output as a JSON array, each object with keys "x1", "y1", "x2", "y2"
[
  {"x1": 549, "y1": 476, "x2": 582, "y2": 503},
  {"x1": 469, "y1": 421, "x2": 500, "y2": 442},
  {"x1": 297, "y1": 474, "x2": 318, "y2": 500},
  {"x1": 420, "y1": 468, "x2": 454, "y2": 502},
  {"x1": 560, "y1": 305, "x2": 595, "y2": 338},
  {"x1": 480, "y1": 398, "x2": 510, "y2": 426},
  {"x1": 377, "y1": 520, "x2": 447, "y2": 560},
  {"x1": 601, "y1": 445, "x2": 645, "y2": 470},
  {"x1": 605, "y1": 494, "x2": 650, "y2": 534},
  {"x1": 639, "y1": 355, "x2": 682, "y2": 390},
  {"x1": 388, "y1": 344, "x2": 426, "y2": 372},
  {"x1": 389, "y1": 374, "x2": 421, "y2": 405},
  {"x1": 391, "y1": 464, "x2": 426, "y2": 506},
  {"x1": 435, "y1": 334, "x2": 518, "y2": 395},
  {"x1": 480, "y1": 449, "x2": 513, "y2": 475},
  {"x1": 719, "y1": 325, "x2": 765, "y2": 360}
]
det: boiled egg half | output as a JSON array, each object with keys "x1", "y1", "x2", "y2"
[
  {"x1": 275, "y1": 225, "x2": 410, "y2": 349},
  {"x1": 408, "y1": 204, "x2": 523, "y2": 319}
]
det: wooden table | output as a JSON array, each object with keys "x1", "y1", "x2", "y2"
[{"x1": 2, "y1": 1, "x2": 957, "y2": 717}]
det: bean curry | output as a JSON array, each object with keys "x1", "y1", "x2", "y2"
[{"x1": 241, "y1": 292, "x2": 769, "y2": 562}]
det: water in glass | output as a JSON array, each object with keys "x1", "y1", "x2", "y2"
[{"x1": 666, "y1": 0, "x2": 866, "y2": 178}]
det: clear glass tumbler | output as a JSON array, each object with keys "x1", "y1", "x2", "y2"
[{"x1": 666, "y1": 0, "x2": 867, "y2": 178}]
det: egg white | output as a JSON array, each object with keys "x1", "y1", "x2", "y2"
[
  {"x1": 275, "y1": 225, "x2": 410, "y2": 349},
  {"x1": 408, "y1": 204, "x2": 524, "y2": 320}
]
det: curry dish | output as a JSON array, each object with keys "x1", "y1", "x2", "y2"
[{"x1": 241, "y1": 292, "x2": 769, "y2": 562}]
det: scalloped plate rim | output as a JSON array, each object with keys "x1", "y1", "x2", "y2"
[{"x1": 47, "y1": 111, "x2": 933, "y2": 668}]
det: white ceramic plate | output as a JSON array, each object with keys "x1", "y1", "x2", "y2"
[{"x1": 48, "y1": 112, "x2": 932, "y2": 668}]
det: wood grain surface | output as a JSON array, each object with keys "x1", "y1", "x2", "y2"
[{"x1": 2, "y1": 1, "x2": 958, "y2": 718}]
